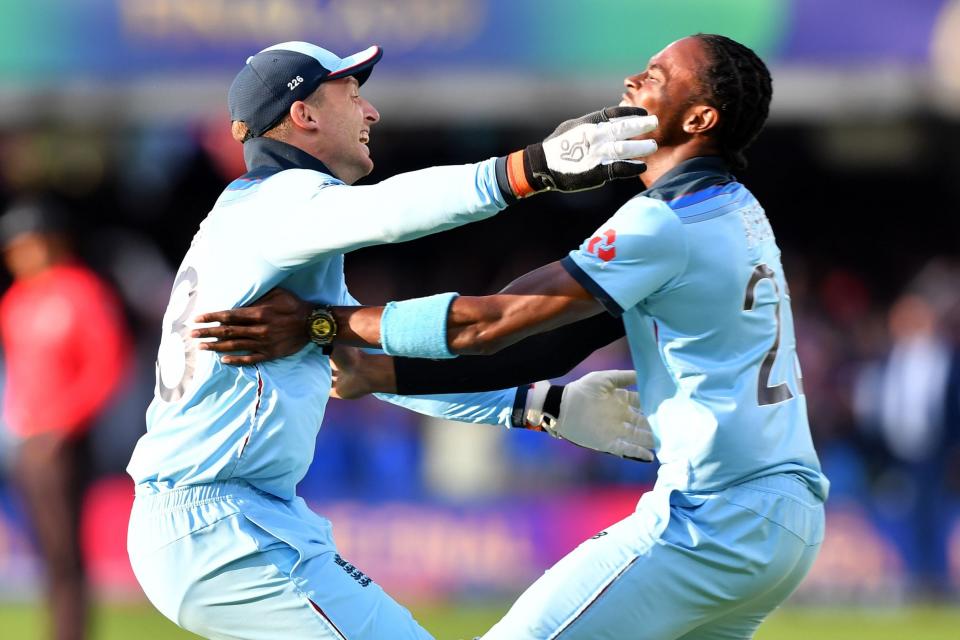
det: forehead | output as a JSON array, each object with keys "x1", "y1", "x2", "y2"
[
  {"x1": 646, "y1": 37, "x2": 709, "y2": 78},
  {"x1": 327, "y1": 76, "x2": 358, "y2": 92},
  {"x1": 3, "y1": 231, "x2": 47, "y2": 250},
  {"x1": 314, "y1": 76, "x2": 358, "y2": 103}
]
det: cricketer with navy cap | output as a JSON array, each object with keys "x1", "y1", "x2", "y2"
[
  {"x1": 196, "y1": 35, "x2": 829, "y2": 640},
  {"x1": 125, "y1": 41, "x2": 660, "y2": 639}
]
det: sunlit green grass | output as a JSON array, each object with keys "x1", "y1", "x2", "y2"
[{"x1": 1, "y1": 601, "x2": 959, "y2": 639}]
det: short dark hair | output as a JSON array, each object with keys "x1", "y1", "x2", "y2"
[
  {"x1": 0, "y1": 196, "x2": 72, "y2": 246},
  {"x1": 694, "y1": 34, "x2": 773, "y2": 171}
]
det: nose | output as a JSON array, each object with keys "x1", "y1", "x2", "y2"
[
  {"x1": 363, "y1": 98, "x2": 380, "y2": 125},
  {"x1": 624, "y1": 73, "x2": 642, "y2": 91}
]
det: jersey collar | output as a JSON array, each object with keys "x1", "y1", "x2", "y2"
[
  {"x1": 641, "y1": 156, "x2": 734, "y2": 204},
  {"x1": 242, "y1": 137, "x2": 340, "y2": 179}
]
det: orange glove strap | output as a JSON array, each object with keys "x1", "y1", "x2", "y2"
[{"x1": 506, "y1": 150, "x2": 537, "y2": 198}]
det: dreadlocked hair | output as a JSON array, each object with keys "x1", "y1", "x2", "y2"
[{"x1": 694, "y1": 34, "x2": 772, "y2": 171}]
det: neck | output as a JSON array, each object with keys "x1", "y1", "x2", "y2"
[
  {"x1": 242, "y1": 137, "x2": 339, "y2": 179},
  {"x1": 14, "y1": 257, "x2": 67, "y2": 281},
  {"x1": 640, "y1": 143, "x2": 718, "y2": 188}
]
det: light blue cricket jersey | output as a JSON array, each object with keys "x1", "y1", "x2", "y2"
[
  {"x1": 128, "y1": 138, "x2": 517, "y2": 500},
  {"x1": 563, "y1": 157, "x2": 829, "y2": 501}
]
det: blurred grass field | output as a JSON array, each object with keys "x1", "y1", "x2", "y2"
[{"x1": 2, "y1": 601, "x2": 960, "y2": 639}]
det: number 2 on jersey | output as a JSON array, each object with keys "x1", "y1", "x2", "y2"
[
  {"x1": 742, "y1": 264, "x2": 797, "y2": 406},
  {"x1": 157, "y1": 266, "x2": 199, "y2": 402}
]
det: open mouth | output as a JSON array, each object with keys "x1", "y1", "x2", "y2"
[{"x1": 359, "y1": 131, "x2": 370, "y2": 144}]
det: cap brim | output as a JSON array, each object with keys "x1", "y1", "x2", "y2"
[{"x1": 327, "y1": 45, "x2": 383, "y2": 86}]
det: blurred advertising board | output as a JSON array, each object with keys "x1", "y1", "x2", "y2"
[
  {"x1": 0, "y1": 476, "x2": 958, "y2": 603},
  {"x1": 0, "y1": 0, "x2": 945, "y2": 80}
]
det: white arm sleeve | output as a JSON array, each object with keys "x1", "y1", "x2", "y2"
[
  {"x1": 259, "y1": 158, "x2": 507, "y2": 268},
  {"x1": 373, "y1": 389, "x2": 517, "y2": 427}
]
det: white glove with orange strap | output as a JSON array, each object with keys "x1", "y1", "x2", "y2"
[
  {"x1": 497, "y1": 106, "x2": 659, "y2": 198},
  {"x1": 513, "y1": 370, "x2": 655, "y2": 462}
]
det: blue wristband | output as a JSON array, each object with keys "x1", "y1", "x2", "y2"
[{"x1": 380, "y1": 292, "x2": 459, "y2": 359}]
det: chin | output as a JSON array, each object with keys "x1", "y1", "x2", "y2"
[{"x1": 351, "y1": 160, "x2": 374, "y2": 183}]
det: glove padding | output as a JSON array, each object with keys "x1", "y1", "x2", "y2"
[
  {"x1": 503, "y1": 107, "x2": 658, "y2": 198},
  {"x1": 524, "y1": 370, "x2": 655, "y2": 462}
]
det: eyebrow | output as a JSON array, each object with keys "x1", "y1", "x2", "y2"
[{"x1": 648, "y1": 63, "x2": 667, "y2": 76}]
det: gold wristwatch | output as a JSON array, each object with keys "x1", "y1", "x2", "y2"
[{"x1": 307, "y1": 306, "x2": 338, "y2": 347}]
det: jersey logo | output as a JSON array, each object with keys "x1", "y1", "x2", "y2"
[
  {"x1": 586, "y1": 228, "x2": 617, "y2": 262},
  {"x1": 333, "y1": 553, "x2": 372, "y2": 588}
]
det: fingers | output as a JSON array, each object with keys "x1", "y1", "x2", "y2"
[
  {"x1": 218, "y1": 353, "x2": 270, "y2": 366},
  {"x1": 556, "y1": 106, "x2": 648, "y2": 135},
  {"x1": 611, "y1": 443, "x2": 655, "y2": 462},
  {"x1": 621, "y1": 451, "x2": 655, "y2": 463},
  {"x1": 601, "y1": 105, "x2": 649, "y2": 120},
  {"x1": 602, "y1": 114, "x2": 658, "y2": 140},
  {"x1": 606, "y1": 160, "x2": 648, "y2": 181},
  {"x1": 611, "y1": 139, "x2": 658, "y2": 159},
  {"x1": 616, "y1": 437, "x2": 655, "y2": 462},
  {"x1": 193, "y1": 308, "x2": 264, "y2": 325},
  {"x1": 595, "y1": 140, "x2": 657, "y2": 164},
  {"x1": 193, "y1": 288, "x2": 304, "y2": 325},
  {"x1": 609, "y1": 393, "x2": 644, "y2": 422},
  {"x1": 615, "y1": 407, "x2": 654, "y2": 444},
  {"x1": 191, "y1": 324, "x2": 266, "y2": 340},
  {"x1": 198, "y1": 338, "x2": 262, "y2": 353},
  {"x1": 603, "y1": 370, "x2": 638, "y2": 388},
  {"x1": 625, "y1": 423, "x2": 655, "y2": 449}
]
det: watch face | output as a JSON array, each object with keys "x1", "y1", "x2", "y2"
[{"x1": 311, "y1": 316, "x2": 334, "y2": 339}]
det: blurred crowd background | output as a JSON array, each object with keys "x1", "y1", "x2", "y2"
[{"x1": 0, "y1": 0, "x2": 958, "y2": 618}]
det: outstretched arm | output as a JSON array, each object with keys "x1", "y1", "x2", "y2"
[
  {"x1": 245, "y1": 107, "x2": 657, "y2": 267},
  {"x1": 189, "y1": 281, "x2": 624, "y2": 394},
  {"x1": 370, "y1": 369, "x2": 654, "y2": 462},
  {"x1": 392, "y1": 312, "x2": 626, "y2": 394},
  {"x1": 333, "y1": 260, "x2": 603, "y2": 356},
  {"x1": 328, "y1": 311, "x2": 625, "y2": 398},
  {"x1": 193, "y1": 262, "x2": 612, "y2": 366}
]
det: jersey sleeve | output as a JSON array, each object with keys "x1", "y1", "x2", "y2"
[
  {"x1": 373, "y1": 388, "x2": 517, "y2": 427},
  {"x1": 561, "y1": 196, "x2": 687, "y2": 316},
  {"x1": 258, "y1": 158, "x2": 508, "y2": 268}
]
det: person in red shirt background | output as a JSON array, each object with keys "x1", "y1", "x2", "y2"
[{"x1": 0, "y1": 197, "x2": 131, "y2": 640}]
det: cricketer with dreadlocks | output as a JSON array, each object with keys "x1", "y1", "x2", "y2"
[{"x1": 197, "y1": 34, "x2": 829, "y2": 639}]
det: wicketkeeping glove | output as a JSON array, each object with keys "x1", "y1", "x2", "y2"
[
  {"x1": 496, "y1": 106, "x2": 658, "y2": 199},
  {"x1": 513, "y1": 370, "x2": 655, "y2": 462}
]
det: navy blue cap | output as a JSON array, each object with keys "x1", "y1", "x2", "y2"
[
  {"x1": 0, "y1": 197, "x2": 72, "y2": 246},
  {"x1": 228, "y1": 41, "x2": 383, "y2": 139}
]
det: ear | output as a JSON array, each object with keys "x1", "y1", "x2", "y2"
[
  {"x1": 289, "y1": 100, "x2": 320, "y2": 132},
  {"x1": 682, "y1": 104, "x2": 719, "y2": 135}
]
